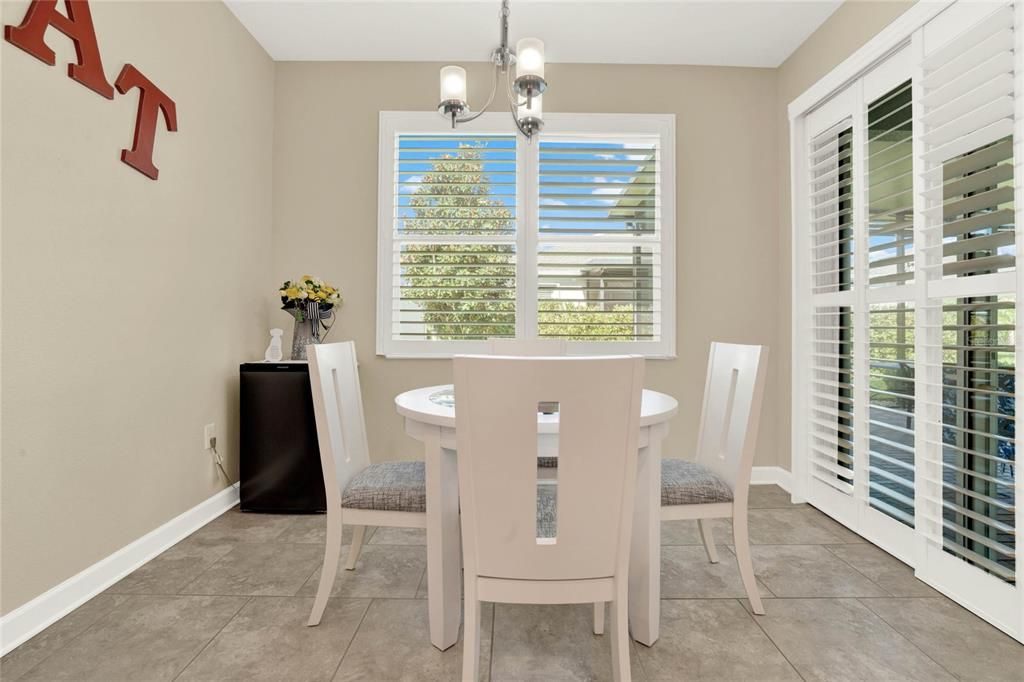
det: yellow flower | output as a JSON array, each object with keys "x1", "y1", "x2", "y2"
[{"x1": 285, "y1": 287, "x2": 301, "y2": 299}]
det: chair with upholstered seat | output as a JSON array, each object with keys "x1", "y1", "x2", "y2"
[
  {"x1": 455, "y1": 355, "x2": 644, "y2": 682},
  {"x1": 306, "y1": 341, "x2": 427, "y2": 626},
  {"x1": 661, "y1": 342, "x2": 769, "y2": 614}
]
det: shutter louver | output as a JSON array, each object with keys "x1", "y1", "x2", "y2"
[
  {"x1": 394, "y1": 134, "x2": 517, "y2": 340},
  {"x1": 868, "y1": 81, "x2": 915, "y2": 287},
  {"x1": 537, "y1": 139, "x2": 661, "y2": 341},
  {"x1": 868, "y1": 303, "x2": 916, "y2": 526},
  {"x1": 810, "y1": 123, "x2": 855, "y2": 295},
  {"x1": 929, "y1": 296, "x2": 1016, "y2": 582},
  {"x1": 810, "y1": 305, "x2": 855, "y2": 493},
  {"x1": 920, "y1": 5, "x2": 1017, "y2": 283}
]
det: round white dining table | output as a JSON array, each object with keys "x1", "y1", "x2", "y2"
[{"x1": 395, "y1": 384, "x2": 679, "y2": 651}]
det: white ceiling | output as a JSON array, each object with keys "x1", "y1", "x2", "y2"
[{"x1": 225, "y1": 0, "x2": 845, "y2": 67}]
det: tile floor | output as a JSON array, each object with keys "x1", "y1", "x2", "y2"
[{"x1": 3, "y1": 485, "x2": 1022, "y2": 681}]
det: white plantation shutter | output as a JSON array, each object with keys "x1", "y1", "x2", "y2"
[
  {"x1": 793, "y1": 0, "x2": 1023, "y2": 640},
  {"x1": 919, "y1": 4, "x2": 1017, "y2": 288},
  {"x1": 810, "y1": 305, "x2": 855, "y2": 493},
  {"x1": 537, "y1": 138, "x2": 661, "y2": 342},
  {"x1": 807, "y1": 116, "x2": 858, "y2": 500},
  {"x1": 377, "y1": 113, "x2": 675, "y2": 357},
  {"x1": 868, "y1": 302, "x2": 916, "y2": 526},
  {"x1": 929, "y1": 296, "x2": 1017, "y2": 581},
  {"x1": 867, "y1": 80, "x2": 915, "y2": 287},
  {"x1": 810, "y1": 122, "x2": 855, "y2": 295},
  {"x1": 917, "y1": 3, "x2": 1018, "y2": 589},
  {"x1": 864, "y1": 70, "x2": 919, "y2": 529},
  {"x1": 390, "y1": 134, "x2": 517, "y2": 343}
]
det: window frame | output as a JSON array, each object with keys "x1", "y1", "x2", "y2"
[{"x1": 377, "y1": 111, "x2": 676, "y2": 358}]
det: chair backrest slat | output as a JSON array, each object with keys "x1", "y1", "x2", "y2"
[
  {"x1": 308, "y1": 342, "x2": 372, "y2": 505},
  {"x1": 694, "y1": 343, "x2": 769, "y2": 499},
  {"x1": 454, "y1": 355, "x2": 644, "y2": 582},
  {"x1": 487, "y1": 338, "x2": 567, "y2": 356}
]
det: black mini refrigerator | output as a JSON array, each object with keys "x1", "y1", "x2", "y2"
[{"x1": 239, "y1": 362, "x2": 326, "y2": 512}]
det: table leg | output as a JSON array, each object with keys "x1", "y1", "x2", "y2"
[
  {"x1": 424, "y1": 432, "x2": 461, "y2": 651},
  {"x1": 629, "y1": 426, "x2": 663, "y2": 646}
]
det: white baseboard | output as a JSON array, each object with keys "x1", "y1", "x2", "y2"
[
  {"x1": 750, "y1": 466, "x2": 792, "y2": 492},
  {"x1": 0, "y1": 483, "x2": 239, "y2": 656}
]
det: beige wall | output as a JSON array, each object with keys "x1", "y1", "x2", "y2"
[
  {"x1": 273, "y1": 61, "x2": 781, "y2": 469},
  {"x1": 774, "y1": 0, "x2": 915, "y2": 472},
  {"x1": 1, "y1": 0, "x2": 274, "y2": 614}
]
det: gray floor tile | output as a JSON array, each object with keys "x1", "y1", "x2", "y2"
[
  {"x1": 107, "y1": 537, "x2": 235, "y2": 595},
  {"x1": 13, "y1": 505, "x2": 1020, "y2": 682},
  {"x1": 368, "y1": 527, "x2": 426, "y2": 546},
  {"x1": 275, "y1": 516, "x2": 376, "y2": 545},
  {"x1": 749, "y1": 545, "x2": 888, "y2": 597},
  {"x1": 801, "y1": 507, "x2": 866, "y2": 544},
  {"x1": 18, "y1": 595, "x2": 247, "y2": 682},
  {"x1": 180, "y1": 543, "x2": 324, "y2": 597},
  {"x1": 298, "y1": 545, "x2": 426, "y2": 599},
  {"x1": 824, "y1": 544, "x2": 939, "y2": 597},
  {"x1": 189, "y1": 508, "x2": 297, "y2": 544},
  {"x1": 747, "y1": 484, "x2": 805, "y2": 509},
  {"x1": 747, "y1": 598, "x2": 955, "y2": 681},
  {"x1": 636, "y1": 600, "x2": 799, "y2": 681},
  {"x1": 745, "y1": 508, "x2": 864, "y2": 545},
  {"x1": 177, "y1": 597, "x2": 369, "y2": 682},
  {"x1": 333, "y1": 598, "x2": 492, "y2": 682},
  {"x1": 0, "y1": 594, "x2": 130, "y2": 682},
  {"x1": 661, "y1": 507, "x2": 860, "y2": 547},
  {"x1": 660, "y1": 519, "x2": 701, "y2": 545},
  {"x1": 661, "y1": 545, "x2": 773, "y2": 599},
  {"x1": 490, "y1": 603, "x2": 645, "y2": 681},
  {"x1": 861, "y1": 597, "x2": 1024, "y2": 681},
  {"x1": 660, "y1": 519, "x2": 726, "y2": 546}
]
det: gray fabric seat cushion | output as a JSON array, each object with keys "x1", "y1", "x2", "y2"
[
  {"x1": 661, "y1": 459, "x2": 734, "y2": 506},
  {"x1": 341, "y1": 461, "x2": 426, "y2": 513}
]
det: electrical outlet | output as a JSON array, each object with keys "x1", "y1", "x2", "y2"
[{"x1": 203, "y1": 423, "x2": 216, "y2": 450}]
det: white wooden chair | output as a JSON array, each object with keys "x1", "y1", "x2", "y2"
[
  {"x1": 660, "y1": 342, "x2": 769, "y2": 614},
  {"x1": 306, "y1": 341, "x2": 427, "y2": 626},
  {"x1": 487, "y1": 338, "x2": 567, "y2": 356},
  {"x1": 454, "y1": 355, "x2": 644, "y2": 682}
]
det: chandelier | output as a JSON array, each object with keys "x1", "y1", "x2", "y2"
[{"x1": 437, "y1": 0, "x2": 547, "y2": 139}]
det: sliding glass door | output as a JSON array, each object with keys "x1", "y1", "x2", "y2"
[{"x1": 794, "y1": 0, "x2": 1021, "y2": 642}]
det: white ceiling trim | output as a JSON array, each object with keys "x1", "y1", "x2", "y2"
[{"x1": 224, "y1": 0, "x2": 844, "y2": 67}]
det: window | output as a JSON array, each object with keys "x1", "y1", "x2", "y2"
[{"x1": 378, "y1": 112, "x2": 675, "y2": 357}]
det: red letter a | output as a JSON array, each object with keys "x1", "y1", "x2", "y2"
[
  {"x1": 4, "y1": 0, "x2": 114, "y2": 99},
  {"x1": 115, "y1": 64, "x2": 177, "y2": 180}
]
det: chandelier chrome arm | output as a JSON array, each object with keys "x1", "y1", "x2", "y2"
[{"x1": 452, "y1": 59, "x2": 501, "y2": 126}]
